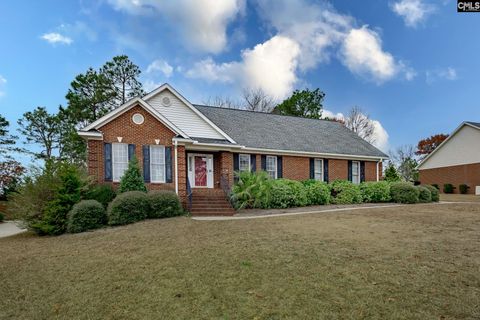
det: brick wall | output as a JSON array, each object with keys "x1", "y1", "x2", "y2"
[
  {"x1": 329, "y1": 159, "x2": 348, "y2": 180},
  {"x1": 88, "y1": 104, "x2": 184, "y2": 196},
  {"x1": 283, "y1": 156, "x2": 310, "y2": 180},
  {"x1": 419, "y1": 163, "x2": 480, "y2": 194}
]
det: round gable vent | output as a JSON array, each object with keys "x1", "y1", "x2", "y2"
[
  {"x1": 132, "y1": 113, "x2": 145, "y2": 125},
  {"x1": 161, "y1": 96, "x2": 172, "y2": 107}
]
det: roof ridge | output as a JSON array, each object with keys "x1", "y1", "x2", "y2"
[{"x1": 193, "y1": 104, "x2": 342, "y2": 124}]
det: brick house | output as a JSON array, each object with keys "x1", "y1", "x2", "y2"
[
  {"x1": 418, "y1": 121, "x2": 480, "y2": 195},
  {"x1": 78, "y1": 84, "x2": 388, "y2": 215}
]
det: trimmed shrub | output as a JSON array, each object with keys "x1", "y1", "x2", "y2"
[
  {"x1": 269, "y1": 179, "x2": 307, "y2": 209},
  {"x1": 231, "y1": 171, "x2": 271, "y2": 209},
  {"x1": 459, "y1": 184, "x2": 470, "y2": 194},
  {"x1": 423, "y1": 185, "x2": 439, "y2": 202},
  {"x1": 303, "y1": 181, "x2": 330, "y2": 205},
  {"x1": 147, "y1": 191, "x2": 182, "y2": 218},
  {"x1": 390, "y1": 182, "x2": 419, "y2": 204},
  {"x1": 85, "y1": 184, "x2": 116, "y2": 208},
  {"x1": 443, "y1": 184, "x2": 455, "y2": 194},
  {"x1": 119, "y1": 157, "x2": 147, "y2": 193},
  {"x1": 417, "y1": 186, "x2": 432, "y2": 203},
  {"x1": 67, "y1": 200, "x2": 106, "y2": 233},
  {"x1": 360, "y1": 181, "x2": 391, "y2": 203},
  {"x1": 0, "y1": 212, "x2": 4, "y2": 222},
  {"x1": 330, "y1": 180, "x2": 362, "y2": 205},
  {"x1": 432, "y1": 184, "x2": 439, "y2": 190},
  {"x1": 108, "y1": 191, "x2": 149, "y2": 225}
]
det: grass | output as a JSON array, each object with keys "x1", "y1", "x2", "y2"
[
  {"x1": 440, "y1": 193, "x2": 480, "y2": 202},
  {"x1": 1, "y1": 203, "x2": 480, "y2": 319}
]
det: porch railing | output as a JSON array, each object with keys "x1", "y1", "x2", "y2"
[
  {"x1": 186, "y1": 177, "x2": 193, "y2": 212},
  {"x1": 220, "y1": 174, "x2": 233, "y2": 206}
]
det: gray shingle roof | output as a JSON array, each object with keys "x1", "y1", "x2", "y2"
[
  {"x1": 194, "y1": 105, "x2": 388, "y2": 158},
  {"x1": 466, "y1": 121, "x2": 480, "y2": 128}
]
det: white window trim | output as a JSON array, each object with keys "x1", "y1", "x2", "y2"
[
  {"x1": 352, "y1": 160, "x2": 360, "y2": 184},
  {"x1": 266, "y1": 155, "x2": 277, "y2": 179},
  {"x1": 314, "y1": 158, "x2": 324, "y2": 181},
  {"x1": 239, "y1": 154, "x2": 251, "y2": 172},
  {"x1": 150, "y1": 145, "x2": 166, "y2": 183},
  {"x1": 112, "y1": 143, "x2": 128, "y2": 182}
]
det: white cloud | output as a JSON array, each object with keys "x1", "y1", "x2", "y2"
[
  {"x1": 146, "y1": 59, "x2": 174, "y2": 78},
  {"x1": 186, "y1": 35, "x2": 300, "y2": 98},
  {"x1": 143, "y1": 79, "x2": 163, "y2": 93},
  {"x1": 41, "y1": 32, "x2": 73, "y2": 45},
  {"x1": 426, "y1": 67, "x2": 458, "y2": 84},
  {"x1": 0, "y1": 75, "x2": 6, "y2": 97},
  {"x1": 322, "y1": 109, "x2": 344, "y2": 120},
  {"x1": 391, "y1": 0, "x2": 435, "y2": 27},
  {"x1": 107, "y1": 0, "x2": 244, "y2": 53}
]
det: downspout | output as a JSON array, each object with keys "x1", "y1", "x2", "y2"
[
  {"x1": 174, "y1": 140, "x2": 178, "y2": 194},
  {"x1": 376, "y1": 160, "x2": 380, "y2": 182}
]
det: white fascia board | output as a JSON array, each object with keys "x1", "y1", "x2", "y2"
[
  {"x1": 145, "y1": 83, "x2": 236, "y2": 144},
  {"x1": 77, "y1": 131, "x2": 103, "y2": 140}
]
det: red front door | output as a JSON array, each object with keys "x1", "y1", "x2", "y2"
[{"x1": 194, "y1": 156, "x2": 207, "y2": 187}]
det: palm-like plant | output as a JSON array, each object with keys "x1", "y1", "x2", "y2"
[{"x1": 231, "y1": 171, "x2": 271, "y2": 209}]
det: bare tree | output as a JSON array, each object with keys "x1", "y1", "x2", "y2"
[
  {"x1": 202, "y1": 96, "x2": 241, "y2": 109},
  {"x1": 344, "y1": 106, "x2": 375, "y2": 144},
  {"x1": 242, "y1": 88, "x2": 276, "y2": 112},
  {"x1": 389, "y1": 145, "x2": 419, "y2": 182}
]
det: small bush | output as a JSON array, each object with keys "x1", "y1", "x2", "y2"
[
  {"x1": 119, "y1": 157, "x2": 147, "y2": 193},
  {"x1": 330, "y1": 180, "x2": 362, "y2": 205},
  {"x1": 417, "y1": 186, "x2": 432, "y2": 203},
  {"x1": 390, "y1": 182, "x2": 419, "y2": 204},
  {"x1": 269, "y1": 179, "x2": 307, "y2": 209},
  {"x1": 423, "y1": 185, "x2": 439, "y2": 202},
  {"x1": 0, "y1": 212, "x2": 4, "y2": 222},
  {"x1": 67, "y1": 200, "x2": 106, "y2": 233},
  {"x1": 303, "y1": 181, "x2": 330, "y2": 205},
  {"x1": 108, "y1": 191, "x2": 149, "y2": 225},
  {"x1": 85, "y1": 184, "x2": 116, "y2": 208},
  {"x1": 459, "y1": 184, "x2": 470, "y2": 194},
  {"x1": 231, "y1": 171, "x2": 271, "y2": 209},
  {"x1": 443, "y1": 184, "x2": 455, "y2": 194},
  {"x1": 432, "y1": 184, "x2": 439, "y2": 190},
  {"x1": 360, "y1": 181, "x2": 391, "y2": 203},
  {"x1": 147, "y1": 191, "x2": 182, "y2": 218}
]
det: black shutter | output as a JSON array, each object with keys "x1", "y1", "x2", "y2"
[
  {"x1": 250, "y1": 154, "x2": 256, "y2": 172},
  {"x1": 128, "y1": 144, "x2": 136, "y2": 161},
  {"x1": 324, "y1": 159, "x2": 329, "y2": 183},
  {"x1": 143, "y1": 145, "x2": 150, "y2": 183},
  {"x1": 277, "y1": 156, "x2": 283, "y2": 179},
  {"x1": 233, "y1": 153, "x2": 239, "y2": 183},
  {"x1": 165, "y1": 146, "x2": 172, "y2": 183},
  {"x1": 309, "y1": 158, "x2": 315, "y2": 179},
  {"x1": 360, "y1": 161, "x2": 365, "y2": 182},
  {"x1": 348, "y1": 160, "x2": 352, "y2": 182},
  {"x1": 261, "y1": 155, "x2": 266, "y2": 171},
  {"x1": 104, "y1": 143, "x2": 112, "y2": 182}
]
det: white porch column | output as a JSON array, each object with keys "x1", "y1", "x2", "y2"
[{"x1": 174, "y1": 140, "x2": 178, "y2": 194}]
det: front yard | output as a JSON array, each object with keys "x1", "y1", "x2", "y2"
[{"x1": 1, "y1": 203, "x2": 479, "y2": 319}]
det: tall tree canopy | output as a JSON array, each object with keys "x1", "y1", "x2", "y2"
[
  {"x1": 272, "y1": 88, "x2": 325, "y2": 119},
  {"x1": 0, "y1": 114, "x2": 23, "y2": 197},
  {"x1": 0, "y1": 114, "x2": 17, "y2": 158},
  {"x1": 416, "y1": 133, "x2": 449, "y2": 156}
]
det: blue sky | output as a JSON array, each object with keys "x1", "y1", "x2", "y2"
[{"x1": 0, "y1": 0, "x2": 479, "y2": 155}]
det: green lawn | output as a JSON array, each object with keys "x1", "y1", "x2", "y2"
[{"x1": 1, "y1": 203, "x2": 480, "y2": 319}]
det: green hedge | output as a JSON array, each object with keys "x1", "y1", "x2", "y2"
[
  {"x1": 85, "y1": 184, "x2": 116, "y2": 208},
  {"x1": 330, "y1": 180, "x2": 362, "y2": 205},
  {"x1": 423, "y1": 185, "x2": 439, "y2": 202},
  {"x1": 67, "y1": 200, "x2": 106, "y2": 233},
  {"x1": 269, "y1": 179, "x2": 307, "y2": 208},
  {"x1": 390, "y1": 182, "x2": 419, "y2": 204},
  {"x1": 303, "y1": 180, "x2": 330, "y2": 205},
  {"x1": 147, "y1": 191, "x2": 183, "y2": 218},
  {"x1": 416, "y1": 186, "x2": 432, "y2": 203},
  {"x1": 360, "y1": 181, "x2": 391, "y2": 203},
  {"x1": 459, "y1": 184, "x2": 470, "y2": 194},
  {"x1": 443, "y1": 183, "x2": 455, "y2": 194},
  {"x1": 107, "y1": 191, "x2": 149, "y2": 226}
]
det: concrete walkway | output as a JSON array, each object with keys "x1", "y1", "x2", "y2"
[
  {"x1": 0, "y1": 221, "x2": 27, "y2": 238},
  {"x1": 192, "y1": 201, "x2": 471, "y2": 221}
]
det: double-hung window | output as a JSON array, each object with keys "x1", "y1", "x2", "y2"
[
  {"x1": 352, "y1": 161, "x2": 360, "y2": 184},
  {"x1": 314, "y1": 158, "x2": 324, "y2": 181},
  {"x1": 150, "y1": 145, "x2": 166, "y2": 183},
  {"x1": 239, "y1": 154, "x2": 251, "y2": 172},
  {"x1": 112, "y1": 143, "x2": 128, "y2": 182},
  {"x1": 266, "y1": 156, "x2": 277, "y2": 179}
]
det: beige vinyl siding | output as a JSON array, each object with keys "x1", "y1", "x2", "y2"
[{"x1": 145, "y1": 90, "x2": 225, "y2": 140}]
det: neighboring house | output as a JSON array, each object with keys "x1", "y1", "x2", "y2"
[
  {"x1": 78, "y1": 84, "x2": 388, "y2": 215},
  {"x1": 418, "y1": 121, "x2": 480, "y2": 195}
]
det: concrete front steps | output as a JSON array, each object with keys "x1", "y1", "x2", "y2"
[{"x1": 190, "y1": 189, "x2": 235, "y2": 216}]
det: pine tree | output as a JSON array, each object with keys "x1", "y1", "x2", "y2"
[
  {"x1": 384, "y1": 162, "x2": 401, "y2": 182},
  {"x1": 119, "y1": 156, "x2": 147, "y2": 193}
]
